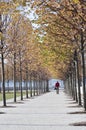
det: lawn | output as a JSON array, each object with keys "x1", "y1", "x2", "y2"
[{"x1": 0, "y1": 91, "x2": 27, "y2": 101}]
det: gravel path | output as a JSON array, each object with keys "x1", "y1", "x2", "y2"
[{"x1": 0, "y1": 90, "x2": 85, "y2": 130}]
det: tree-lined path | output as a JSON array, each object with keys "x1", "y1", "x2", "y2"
[
  {"x1": 0, "y1": 90, "x2": 85, "y2": 130},
  {"x1": 0, "y1": 0, "x2": 86, "y2": 109},
  {"x1": 0, "y1": 1, "x2": 86, "y2": 129}
]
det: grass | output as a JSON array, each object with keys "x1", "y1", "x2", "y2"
[{"x1": 0, "y1": 91, "x2": 26, "y2": 101}]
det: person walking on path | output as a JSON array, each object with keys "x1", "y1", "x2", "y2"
[{"x1": 55, "y1": 81, "x2": 60, "y2": 94}]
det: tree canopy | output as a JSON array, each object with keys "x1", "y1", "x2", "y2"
[{"x1": 0, "y1": 0, "x2": 86, "y2": 80}]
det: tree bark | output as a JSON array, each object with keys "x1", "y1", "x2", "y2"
[
  {"x1": 81, "y1": 30, "x2": 86, "y2": 110},
  {"x1": 26, "y1": 69, "x2": 28, "y2": 98},
  {"x1": 1, "y1": 44, "x2": 6, "y2": 106},
  {"x1": 0, "y1": 14, "x2": 6, "y2": 106},
  {"x1": 13, "y1": 52, "x2": 16, "y2": 102},
  {"x1": 19, "y1": 50, "x2": 23, "y2": 100},
  {"x1": 76, "y1": 54, "x2": 81, "y2": 105}
]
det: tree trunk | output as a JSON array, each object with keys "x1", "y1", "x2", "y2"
[
  {"x1": 7, "y1": 67, "x2": 9, "y2": 92},
  {"x1": 0, "y1": 14, "x2": 6, "y2": 106},
  {"x1": 76, "y1": 54, "x2": 81, "y2": 105},
  {"x1": 26, "y1": 69, "x2": 28, "y2": 98},
  {"x1": 74, "y1": 62, "x2": 78, "y2": 102},
  {"x1": 81, "y1": 30, "x2": 86, "y2": 110},
  {"x1": 1, "y1": 46, "x2": 6, "y2": 106},
  {"x1": 72, "y1": 70, "x2": 75, "y2": 100},
  {"x1": 36, "y1": 79, "x2": 39, "y2": 96},
  {"x1": 46, "y1": 79, "x2": 49, "y2": 92},
  {"x1": 19, "y1": 50, "x2": 23, "y2": 100},
  {"x1": 30, "y1": 75, "x2": 32, "y2": 97},
  {"x1": 33, "y1": 79, "x2": 35, "y2": 96},
  {"x1": 13, "y1": 52, "x2": 16, "y2": 102}
]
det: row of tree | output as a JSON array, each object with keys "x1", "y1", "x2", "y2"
[
  {"x1": 32, "y1": 0, "x2": 86, "y2": 110},
  {"x1": 0, "y1": 0, "x2": 51, "y2": 106},
  {"x1": 0, "y1": 0, "x2": 86, "y2": 111}
]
